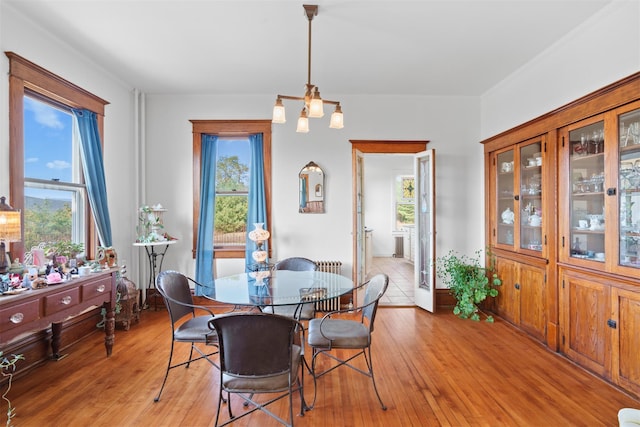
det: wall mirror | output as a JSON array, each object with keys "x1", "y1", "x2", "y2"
[{"x1": 299, "y1": 161, "x2": 324, "y2": 213}]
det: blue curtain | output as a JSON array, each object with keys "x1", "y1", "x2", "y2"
[
  {"x1": 71, "y1": 109, "x2": 113, "y2": 247},
  {"x1": 245, "y1": 134, "x2": 268, "y2": 271},
  {"x1": 195, "y1": 135, "x2": 218, "y2": 296}
]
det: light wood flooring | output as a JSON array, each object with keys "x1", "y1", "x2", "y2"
[
  {"x1": 4, "y1": 304, "x2": 638, "y2": 426},
  {"x1": 368, "y1": 256, "x2": 414, "y2": 306}
]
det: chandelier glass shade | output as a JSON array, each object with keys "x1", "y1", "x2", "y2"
[{"x1": 272, "y1": 4, "x2": 343, "y2": 132}]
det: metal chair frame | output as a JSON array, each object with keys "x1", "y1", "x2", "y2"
[
  {"x1": 262, "y1": 257, "x2": 318, "y2": 321},
  {"x1": 153, "y1": 270, "x2": 221, "y2": 402},
  {"x1": 209, "y1": 312, "x2": 305, "y2": 427},
  {"x1": 308, "y1": 273, "x2": 389, "y2": 410}
]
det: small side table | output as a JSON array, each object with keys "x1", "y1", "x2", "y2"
[{"x1": 134, "y1": 240, "x2": 177, "y2": 310}]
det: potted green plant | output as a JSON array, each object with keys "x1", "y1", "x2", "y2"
[
  {"x1": 436, "y1": 248, "x2": 502, "y2": 322},
  {"x1": 44, "y1": 241, "x2": 84, "y2": 265}
]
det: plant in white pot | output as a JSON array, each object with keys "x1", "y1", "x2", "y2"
[{"x1": 436, "y1": 248, "x2": 502, "y2": 322}]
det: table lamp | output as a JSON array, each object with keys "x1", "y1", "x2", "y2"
[
  {"x1": 0, "y1": 196, "x2": 22, "y2": 273},
  {"x1": 248, "y1": 223, "x2": 270, "y2": 265}
]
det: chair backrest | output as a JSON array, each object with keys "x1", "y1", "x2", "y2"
[
  {"x1": 156, "y1": 270, "x2": 195, "y2": 325},
  {"x1": 361, "y1": 273, "x2": 389, "y2": 333},
  {"x1": 274, "y1": 257, "x2": 318, "y2": 272},
  {"x1": 209, "y1": 313, "x2": 298, "y2": 377}
]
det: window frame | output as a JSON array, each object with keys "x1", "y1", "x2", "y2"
[
  {"x1": 7, "y1": 51, "x2": 109, "y2": 261},
  {"x1": 191, "y1": 120, "x2": 272, "y2": 259}
]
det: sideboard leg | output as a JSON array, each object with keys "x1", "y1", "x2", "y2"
[{"x1": 50, "y1": 322, "x2": 67, "y2": 360}]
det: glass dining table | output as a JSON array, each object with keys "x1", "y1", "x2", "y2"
[{"x1": 203, "y1": 269, "x2": 354, "y2": 311}]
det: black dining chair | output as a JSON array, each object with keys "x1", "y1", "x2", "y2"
[
  {"x1": 208, "y1": 312, "x2": 305, "y2": 427},
  {"x1": 153, "y1": 270, "x2": 220, "y2": 402},
  {"x1": 262, "y1": 257, "x2": 318, "y2": 321},
  {"x1": 307, "y1": 273, "x2": 389, "y2": 410}
]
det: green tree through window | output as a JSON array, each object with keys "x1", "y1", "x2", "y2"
[{"x1": 214, "y1": 141, "x2": 250, "y2": 246}]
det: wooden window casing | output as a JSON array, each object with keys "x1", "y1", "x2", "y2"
[
  {"x1": 6, "y1": 52, "x2": 109, "y2": 261},
  {"x1": 191, "y1": 120, "x2": 272, "y2": 259}
]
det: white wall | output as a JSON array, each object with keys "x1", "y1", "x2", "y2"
[
  {"x1": 144, "y1": 94, "x2": 483, "y2": 285},
  {"x1": 481, "y1": 1, "x2": 640, "y2": 138},
  {"x1": 364, "y1": 154, "x2": 413, "y2": 257},
  {"x1": 0, "y1": 3, "x2": 141, "y2": 284}
]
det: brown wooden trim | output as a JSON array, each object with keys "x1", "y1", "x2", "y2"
[
  {"x1": 350, "y1": 140, "x2": 429, "y2": 153},
  {"x1": 191, "y1": 120, "x2": 272, "y2": 259},
  {"x1": 6, "y1": 52, "x2": 109, "y2": 114},
  {"x1": 436, "y1": 288, "x2": 456, "y2": 308},
  {"x1": 6, "y1": 52, "x2": 109, "y2": 261},
  {"x1": 350, "y1": 140, "x2": 429, "y2": 285}
]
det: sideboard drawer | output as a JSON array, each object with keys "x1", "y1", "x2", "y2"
[
  {"x1": 82, "y1": 277, "x2": 112, "y2": 302},
  {"x1": 44, "y1": 288, "x2": 81, "y2": 316},
  {"x1": 0, "y1": 299, "x2": 40, "y2": 332}
]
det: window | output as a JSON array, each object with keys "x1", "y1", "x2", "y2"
[
  {"x1": 7, "y1": 52, "x2": 108, "y2": 261},
  {"x1": 214, "y1": 137, "x2": 250, "y2": 247},
  {"x1": 23, "y1": 95, "x2": 86, "y2": 252},
  {"x1": 191, "y1": 120, "x2": 272, "y2": 259},
  {"x1": 395, "y1": 175, "x2": 415, "y2": 229}
]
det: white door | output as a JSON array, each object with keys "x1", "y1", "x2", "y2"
[{"x1": 414, "y1": 149, "x2": 436, "y2": 312}]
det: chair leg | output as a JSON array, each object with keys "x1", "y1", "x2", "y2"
[
  {"x1": 310, "y1": 346, "x2": 387, "y2": 410},
  {"x1": 214, "y1": 388, "x2": 230, "y2": 427},
  {"x1": 154, "y1": 340, "x2": 176, "y2": 402},
  {"x1": 306, "y1": 349, "x2": 320, "y2": 410},
  {"x1": 186, "y1": 343, "x2": 195, "y2": 368},
  {"x1": 363, "y1": 346, "x2": 387, "y2": 410}
]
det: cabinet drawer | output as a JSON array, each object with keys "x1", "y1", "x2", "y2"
[
  {"x1": 44, "y1": 288, "x2": 80, "y2": 316},
  {"x1": 0, "y1": 299, "x2": 40, "y2": 332},
  {"x1": 82, "y1": 277, "x2": 112, "y2": 302}
]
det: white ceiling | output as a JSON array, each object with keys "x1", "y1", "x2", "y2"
[{"x1": 5, "y1": 0, "x2": 612, "y2": 96}]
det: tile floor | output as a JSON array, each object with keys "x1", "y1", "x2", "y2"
[{"x1": 367, "y1": 256, "x2": 414, "y2": 306}]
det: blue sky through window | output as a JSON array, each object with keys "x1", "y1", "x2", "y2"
[{"x1": 24, "y1": 96, "x2": 73, "y2": 183}]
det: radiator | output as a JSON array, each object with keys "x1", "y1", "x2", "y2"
[{"x1": 314, "y1": 260, "x2": 343, "y2": 312}]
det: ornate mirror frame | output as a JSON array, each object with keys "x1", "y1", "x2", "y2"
[{"x1": 299, "y1": 161, "x2": 324, "y2": 213}]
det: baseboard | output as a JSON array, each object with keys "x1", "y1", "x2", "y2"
[{"x1": 436, "y1": 289, "x2": 455, "y2": 308}]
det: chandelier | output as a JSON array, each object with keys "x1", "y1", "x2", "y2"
[{"x1": 272, "y1": 4, "x2": 343, "y2": 133}]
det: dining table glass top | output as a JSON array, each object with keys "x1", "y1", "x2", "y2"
[{"x1": 204, "y1": 270, "x2": 353, "y2": 307}]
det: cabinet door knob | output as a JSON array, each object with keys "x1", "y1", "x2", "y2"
[
  {"x1": 514, "y1": 195, "x2": 519, "y2": 201},
  {"x1": 606, "y1": 188, "x2": 616, "y2": 196},
  {"x1": 515, "y1": 283, "x2": 521, "y2": 290}
]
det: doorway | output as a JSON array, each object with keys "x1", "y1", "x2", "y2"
[
  {"x1": 362, "y1": 153, "x2": 415, "y2": 306},
  {"x1": 350, "y1": 140, "x2": 430, "y2": 308}
]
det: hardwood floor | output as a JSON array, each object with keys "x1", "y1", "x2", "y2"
[{"x1": 4, "y1": 305, "x2": 639, "y2": 426}]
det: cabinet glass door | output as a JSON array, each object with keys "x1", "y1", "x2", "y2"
[
  {"x1": 497, "y1": 149, "x2": 515, "y2": 247},
  {"x1": 569, "y1": 120, "x2": 605, "y2": 261},
  {"x1": 618, "y1": 107, "x2": 640, "y2": 267},
  {"x1": 519, "y1": 140, "x2": 543, "y2": 252}
]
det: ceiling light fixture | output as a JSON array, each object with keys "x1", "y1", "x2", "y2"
[{"x1": 272, "y1": 4, "x2": 343, "y2": 132}]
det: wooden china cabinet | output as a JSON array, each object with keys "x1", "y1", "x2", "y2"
[
  {"x1": 488, "y1": 135, "x2": 551, "y2": 343},
  {"x1": 483, "y1": 72, "x2": 640, "y2": 398}
]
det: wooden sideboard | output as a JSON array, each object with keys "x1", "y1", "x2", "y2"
[{"x1": 0, "y1": 270, "x2": 116, "y2": 359}]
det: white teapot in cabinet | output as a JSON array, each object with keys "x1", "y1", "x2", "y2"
[
  {"x1": 529, "y1": 212, "x2": 542, "y2": 227},
  {"x1": 501, "y1": 207, "x2": 515, "y2": 224}
]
